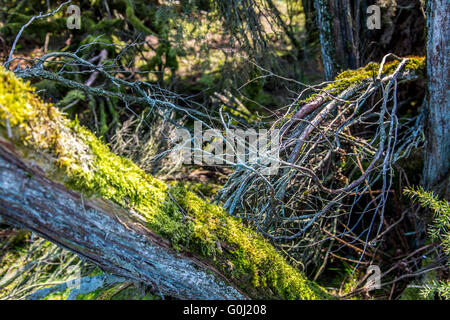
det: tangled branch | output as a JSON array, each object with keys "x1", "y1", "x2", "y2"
[{"x1": 216, "y1": 55, "x2": 425, "y2": 266}]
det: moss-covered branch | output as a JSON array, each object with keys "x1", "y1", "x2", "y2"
[{"x1": 0, "y1": 66, "x2": 330, "y2": 300}]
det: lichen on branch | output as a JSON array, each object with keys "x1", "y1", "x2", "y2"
[{"x1": 0, "y1": 66, "x2": 330, "y2": 300}]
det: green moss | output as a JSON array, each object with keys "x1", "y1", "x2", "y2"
[
  {"x1": 172, "y1": 181, "x2": 221, "y2": 199},
  {"x1": 74, "y1": 289, "x2": 102, "y2": 300},
  {"x1": 124, "y1": 0, "x2": 152, "y2": 35},
  {"x1": 0, "y1": 66, "x2": 330, "y2": 300},
  {"x1": 303, "y1": 56, "x2": 425, "y2": 104},
  {"x1": 279, "y1": 56, "x2": 425, "y2": 126},
  {"x1": 400, "y1": 286, "x2": 428, "y2": 300},
  {"x1": 404, "y1": 186, "x2": 450, "y2": 255},
  {"x1": 43, "y1": 287, "x2": 71, "y2": 300}
]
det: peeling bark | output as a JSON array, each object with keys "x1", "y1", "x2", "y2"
[{"x1": 0, "y1": 139, "x2": 246, "y2": 300}]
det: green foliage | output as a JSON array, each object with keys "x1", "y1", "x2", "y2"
[
  {"x1": 57, "y1": 90, "x2": 86, "y2": 106},
  {"x1": 43, "y1": 288, "x2": 71, "y2": 300},
  {"x1": 404, "y1": 186, "x2": 450, "y2": 299},
  {"x1": 124, "y1": 0, "x2": 152, "y2": 34},
  {"x1": 172, "y1": 181, "x2": 221, "y2": 199},
  {"x1": 420, "y1": 280, "x2": 450, "y2": 300},
  {"x1": 2, "y1": 0, "x2": 183, "y2": 83},
  {"x1": 404, "y1": 186, "x2": 450, "y2": 254}
]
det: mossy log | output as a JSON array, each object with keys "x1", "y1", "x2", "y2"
[
  {"x1": 423, "y1": 0, "x2": 450, "y2": 196},
  {"x1": 0, "y1": 67, "x2": 330, "y2": 300},
  {"x1": 0, "y1": 141, "x2": 245, "y2": 299}
]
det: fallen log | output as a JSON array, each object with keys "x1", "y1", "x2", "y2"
[
  {"x1": 0, "y1": 66, "x2": 330, "y2": 300},
  {"x1": 0, "y1": 139, "x2": 246, "y2": 299}
]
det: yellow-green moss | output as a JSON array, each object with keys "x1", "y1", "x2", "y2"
[
  {"x1": 124, "y1": 0, "x2": 152, "y2": 35},
  {"x1": 0, "y1": 66, "x2": 330, "y2": 299},
  {"x1": 169, "y1": 181, "x2": 221, "y2": 199},
  {"x1": 302, "y1": 56, "x2": 425, "y2": 104}
]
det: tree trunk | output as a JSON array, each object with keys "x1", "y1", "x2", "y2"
[
  {"x1": 423, "y1": 0, "x2": 450, "y2": 197},
  {"x1": 0, "y1": 139, "x2": 246, "y2": 300}
]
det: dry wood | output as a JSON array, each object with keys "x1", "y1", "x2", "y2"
[{"x1": 0, "y1": 139, "x2": 246, "y2": 300}]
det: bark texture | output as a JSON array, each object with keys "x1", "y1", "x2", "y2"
[
  {"x1": 0, "y1": 65, "x2": 331, "y2": 300},
  {"x1": 0, "y1": 139, "x2": 246, "y2": 300},
  {"x1": 423, "y1": 0, "x2": 450, "y2": 197},
  {"x1": 314, "y1": 0, "x2": 358, "y2": 80}
]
